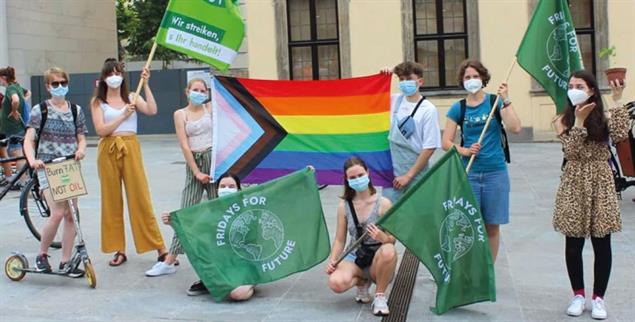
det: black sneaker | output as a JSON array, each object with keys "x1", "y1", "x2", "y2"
[
  {"x1": 59, "y1": 262, "x2": 85, "y2": 278},
  {"x1": 187, "y1": 280, "x2": 208, "y2": 296},
  {"x1": 35, "y1": 254, "x2": 52, "y2": 272}
]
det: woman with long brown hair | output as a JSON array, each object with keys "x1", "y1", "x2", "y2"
[
  {"x1": 553, "y1": 71, "x2": 628, "y2": 320},
  {"x1": 91, "y1": 58, "x2": 166, "y2": 267},
  {"x1": 325, "y1": 156, "x2": 397, "y2": 317}
]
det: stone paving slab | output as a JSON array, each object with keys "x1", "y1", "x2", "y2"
[{"x1": 0, "y1": 138, "x2": 633, "y2": 322}]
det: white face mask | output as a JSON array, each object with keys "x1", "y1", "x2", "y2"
[
  {"x1": 218, "y1": 187, "x2": 238, "y2": 197},
  {"x1": 567, "y1": 89, "x2": 589, "y2": 106},
  {"x1": 105, "y1": 75, "x2": 123, "y2": 89},
  {"x1": 463, "y1": 79, "x2": 482, "y2": 94}
]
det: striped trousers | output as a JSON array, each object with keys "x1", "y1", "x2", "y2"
[{"x1": 169, "y1": 148, "x2": 215, "y2": 255}]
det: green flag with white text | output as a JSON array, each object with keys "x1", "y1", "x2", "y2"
[
  {"x1": 156, "y1": 0, "x2": 245, "y2": 71},
  {"x1": 171, "y1": 168, "x2": 330, "y2": 301},
  {"x1": 377, "y1": 148, "x2": 496, "y2": 315},
  {"x1": 516, "y1": 0, "x2": 583, "y2": 113}
]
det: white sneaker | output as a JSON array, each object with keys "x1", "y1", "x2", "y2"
[
  {"x1": 371, "y1": 293, "x2": 390, "y2": 316},
  {"x1": 145, "y1": 261, "x2": 176, "y2": 277},
  {"x1": 566, "y1": 295, "x2": 585, "y2": 316},
  {"x1": 355, "y1": 280, "x2": 371, "y2": 303},
  {"x1": 591, "y1": 297, "x2": 608, "y2": 320}
]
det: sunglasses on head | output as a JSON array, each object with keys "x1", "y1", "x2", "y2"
[{"x1": 50, "y1": 81, "x2": 68, "y2": 88}]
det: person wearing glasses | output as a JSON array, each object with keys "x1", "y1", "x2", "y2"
[{"x1": 23, "y1": 67, "x2": 88, "y2": 275}]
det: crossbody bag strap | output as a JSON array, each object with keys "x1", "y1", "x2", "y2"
[
  {"x1": 347, "y1": 199, "x2": 364, "y2": 240},
  {"x1": 409, "y1": 96, "x2": 426, "y2": 118}
]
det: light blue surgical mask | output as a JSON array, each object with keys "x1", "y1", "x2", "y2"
[
  {"x1": 348, "y1": 175, "x2": 370, "y2": 192},
  {"x1": 189, "y1": 91, "x2": 208, "y2": 105},
  {"x1": 399, "y1": 80, "x2": 418, "y2": 96},
  {"x1": 50, "y1": 85, "x2": 69, "y2": 98},
  {"x1": 218, "y1": 187, "x2": 238, "y2": 197},
  {"x1": 463, "y1": 78, "x2": 483, "y2": 94}
]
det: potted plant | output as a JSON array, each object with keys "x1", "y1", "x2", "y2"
[{"x1": 599, "y1": 46, "x2": 627, "y2": 84}]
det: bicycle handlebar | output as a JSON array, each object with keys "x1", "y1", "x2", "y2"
[
  {"x1": 43, "y1": 155, "x2": 76, "y2": 165},
  {"x1": 0, "y1": 135, "x2": 24, "y2": 146}
]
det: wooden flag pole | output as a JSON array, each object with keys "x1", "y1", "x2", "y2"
[
  {"x1": 334, "y1": 232, "x2": 369, "y2": 266},
  {"x1": 465, "y1": 57, "x2": 518, "y2": 174},
  {"x1": 132, "y1": 41, "x2": 158, "y2": 104}
]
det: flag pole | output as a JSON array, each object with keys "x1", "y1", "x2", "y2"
[
  {"x1": 334, "y1": 232, "x2": 369, "y2": 266},
  {"x1": 465, "y1": 57, "x2": 518, "y2": 174},
  {"x1": 132, "y1": 41, "x2": 158, "y2": 104}
]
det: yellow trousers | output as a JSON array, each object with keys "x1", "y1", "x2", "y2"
[{"x1": 97, "y1": 135, "x2": 165, "y2": 254}]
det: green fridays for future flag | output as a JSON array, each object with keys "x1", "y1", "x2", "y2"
[
  {"x1": 156, "y1": 0, "x2": 245, "y2": 71},
  {"x1": 377, "y1": 148, "x2": 496, "y2": 314},
  {"x1": 171, "y1": 168, "x2": 330, "y2": 301},
  {"x1": 516, "y1": 0, "x2": 583, "y2": 113}
]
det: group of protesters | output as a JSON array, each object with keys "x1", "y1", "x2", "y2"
[{"x1": 0, "y1": 57, "x2": 630, "y2": 319}]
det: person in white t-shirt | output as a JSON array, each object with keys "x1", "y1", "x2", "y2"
[{"x1": 380, "y1": 62, "x2": 441, "y2": 202}]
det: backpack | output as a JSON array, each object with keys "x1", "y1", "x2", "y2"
[
  {"x1": 458, "y1": 94, "x2": 510, "y2": 163},
  {"x1": 35, "y1": 100, "x2": 78, "y2": 156}
]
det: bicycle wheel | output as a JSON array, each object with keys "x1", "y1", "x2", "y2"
[{"x1": 19, "y1": 179, "x2": 62, "y2": 249}]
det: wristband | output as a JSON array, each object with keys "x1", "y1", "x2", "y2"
[{"x1": 503, "y1": 99, "x2": 512, "y2": 108}]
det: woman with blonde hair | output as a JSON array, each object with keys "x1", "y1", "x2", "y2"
[
  {"x1": 145, "y1": 78, "x2": 214, "y2": 277},
  {"x1": 23, "y1": 67, "x2": 87, "y2": 275}
]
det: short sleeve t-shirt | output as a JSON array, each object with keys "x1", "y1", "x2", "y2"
[
  {"x1": 447, "y1": 93, "x2": 506, "y2": 172},
  {"x1": 1, "y1": 83, "x2": 26, "y2": 136},
  {"x1": 390, "y1": 94, "x2": 441, "y2": 152},
  {"x1": 27, "y1": 101, "x2": 88, "y2": 162}
]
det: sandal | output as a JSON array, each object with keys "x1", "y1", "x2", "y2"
[
  {"x1": 109, "y1": 252, "x2": 127, "y2": 266},
  {"x1": 157, "y1": 253, "x2": 179, "y2": 266}
]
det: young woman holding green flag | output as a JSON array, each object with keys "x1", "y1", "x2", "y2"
[
  {"x1": 159, "y1": 172, "x2": 255, "y2": 301},
  {"x1": 325, "y1": 156, "x2": 397, "y2": 317},
  {"x1": 441, "y1": 59, "x2": 522, "y2": 263}
]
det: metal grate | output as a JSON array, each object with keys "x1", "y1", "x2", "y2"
[{"x1": 382, "y1": 249, "x2": 419, "y2": 322}]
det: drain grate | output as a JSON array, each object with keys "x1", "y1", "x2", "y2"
[{"x1": 382, "y1": 249, "x2": 419, "y2": 322}]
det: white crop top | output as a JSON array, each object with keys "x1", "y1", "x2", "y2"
[{"x1": 100, "y1": 102, "x2": 138, "y2": 134}]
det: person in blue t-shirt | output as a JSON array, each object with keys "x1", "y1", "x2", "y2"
[{"x1": 441, "y1": 59, "x2": 521, "y2": 262}]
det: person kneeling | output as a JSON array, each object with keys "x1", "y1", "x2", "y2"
[{"x1": 325, "y1": 157, "x2": 398, "y2": 317}]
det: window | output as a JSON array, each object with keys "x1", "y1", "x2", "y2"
[
  {"x1": 569, "y1": 0, "x2": 595, "y2": 76},
  {"x1": 413, "y1": 0, "x2": 468, "y2": 89},
  {"x1": 287, "y1": 0, "x2": 340, "y2": 80}
]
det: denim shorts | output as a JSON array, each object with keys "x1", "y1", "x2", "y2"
[
  {"x1": 467, "y1": 168, "x2": 510, "y2": 225},
  {"x1": 343, "y1": 251, "x2": 371, "y2": 279}
]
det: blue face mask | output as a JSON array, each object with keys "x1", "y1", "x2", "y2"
[
  {"x1": 50, "y1": 85, "x2": 68, "y2": 98},
  {"x1": 348, "y1": 175, "x2": 370, "y2": 192},
  {"x1": 399, "y1": 80, "x2": 418, "y2": 96},
  {"x1": 189, "y1": 91, "x2": 208, "y2": 105},
  {"x1": 218, "y1": 187, "x2": 238, "y2": 197}
]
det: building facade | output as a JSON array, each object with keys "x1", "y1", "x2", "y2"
[
  {"x1": 244, "y1": 0, "x2": 635, "y2": 141},
  {"x1": 0, "y1": 0, "x2": 119, "y2": 87}
]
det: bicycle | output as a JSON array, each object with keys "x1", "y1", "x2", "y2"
[
  {"x1": 0, "y1": 136, "x2": 65, "y2": 249},
  {"x1": 610, "y1": 101, "x2": 635, "y2": 199},
  {"x1": 4, "y1": 155, "x2": 96, "y2": 288}
]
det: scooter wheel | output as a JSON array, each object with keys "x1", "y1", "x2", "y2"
[
  {"x1": 84, "y1": 260, "x2": 96, "y2": 289},
  {"x1": 5, "y1": 255, "x2": 27, "y2": 281}
]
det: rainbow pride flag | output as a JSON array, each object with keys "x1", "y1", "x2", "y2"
[{"x1": 212, "y1": 74, "x2": 394, "y2": 187}]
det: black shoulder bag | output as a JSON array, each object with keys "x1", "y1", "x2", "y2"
[{"x1": 347, "y1": 199, "x2": 381, "y2": 269}]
